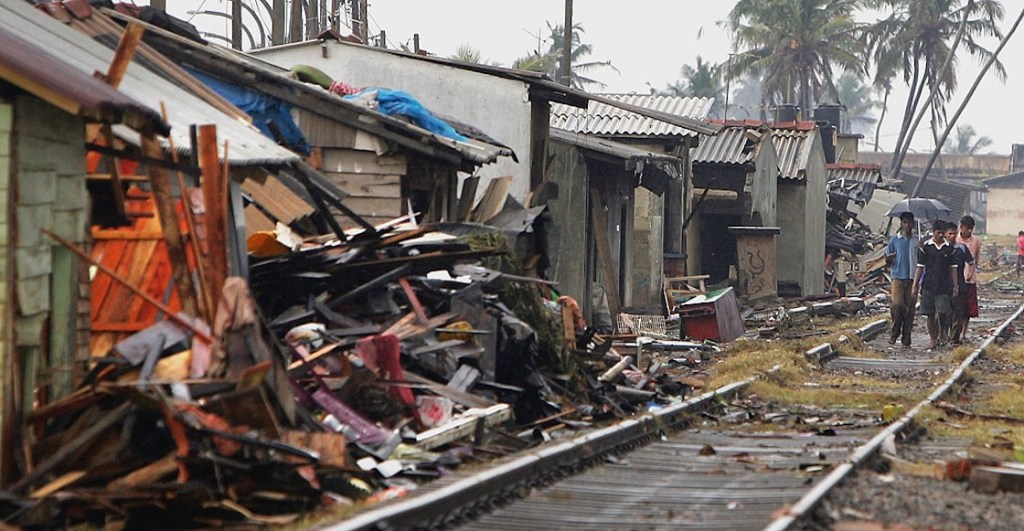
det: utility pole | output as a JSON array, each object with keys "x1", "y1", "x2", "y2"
[
  {"x1": 231, "y1": 0, "x2": 242, "y2": 49},
  {"x1": 561, "y1": 0, "x2": 573, "y2": 86},
  {"x1": 272, "y1": 0, "x2": 285, "y2": 44}
]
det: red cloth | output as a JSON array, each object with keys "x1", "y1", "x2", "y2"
[
  {"x1": 328, "y1": 80, "x2": 361, "y2": 96},
  {"x1": 1017, "y1": 235, "x2": 1024, "y2": 255},
  {"x1": 355, "y1": 333, "x2": 414, "y2": 405},
  {"x1": 964, "y1": 283, "x2": 979, "y2": 318}
]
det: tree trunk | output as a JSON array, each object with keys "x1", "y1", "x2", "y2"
[
  {"x1": 889, "y1": 1, "x2": 970, "y2": 181},
  {"x1": 913, "y1": 5, "x2": 1024, "y2": 197},
  {"x1": 874, "y1": 86, "x2": 889, "y2": 151},
  {"x1": 890, "y1": 59, "x2": 924, "y2": 174}
]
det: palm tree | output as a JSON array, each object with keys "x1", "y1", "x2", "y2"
[
  {"x1": 513, "y1": 22, "x2": 616, "y2": 90},
  {"x1": 834, "y1": 71, "x2": 879, "y2": 134},
  {"x1": 725, "y1": 0, "x2": 867, "y2": 117},
  {"x1": 450, "y1": 44, "x2": 483, "y2": 64},
  {"x1": 947, "y1": 124, "x2": 993, "y2": 154},
  {"x1": 655, "y1": 56, "x2": 725, "y2": 116},
  {"x1": 866, "y1": 0, "x2": 1005, "y2": 159}
]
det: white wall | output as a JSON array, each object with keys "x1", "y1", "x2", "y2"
[
  {"x1": 252, "y1": 42, "x2": 533, "y2": 201},
  {"x1": 988, "y1": 187, "x2": 1024, "y2": 235}
]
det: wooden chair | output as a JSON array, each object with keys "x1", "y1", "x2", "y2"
[{"x1": 664, "y1": 274, "x2": 710, "y2": 312}]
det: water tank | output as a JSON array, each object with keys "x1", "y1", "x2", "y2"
[
  {"x1": 774, "y1": 104, "x2": 799, "y2": 123},
  {"x1": 813, "y1": 104, "x2": 843, "y2": 130}
]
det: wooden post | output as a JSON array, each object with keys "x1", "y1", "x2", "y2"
[
  {"x1": 159, "y1": 103, "x2": 213, "y2": 323},
  {"x1": 590, "y1": 189, "x2": 621, "y2": 318},
  {"x1": 289, "y1": 0, "x2": 304, "y2": 43},
  {"x1": 198, "y1": 125, "x2": 228, "y2": 304},
  {"x1": 231, "y1": 0, "x2": 243, "y2": 50},
  {"x1": 141, "y1": 135, "x2": 200, "y2": 318}
]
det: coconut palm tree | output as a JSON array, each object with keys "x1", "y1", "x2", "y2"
[
  {"x1": 725, "y1": 0, "x2": 867, "y2": 117},
  {"x1": 834, "y1": 71, "x2": 879, "y2": 134},
  {"x1": 450, "y1": 44, "x2": 483, "y2": 64},
  {"x1": 865, "y1": 0, "x2": 1005, "y2": 158},
  {"x1": 947, "y1": 124, "x2": 993, "y2": 154},
  {"x1": 655, "y1": 56, "x2": 725, "y2": 116},
  {"x1": 513, "y1": 22, "x2": 616, "y2": 90}
]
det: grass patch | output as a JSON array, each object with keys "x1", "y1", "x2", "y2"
[
  {"x1": 985, "y1": 344, "x2": 1024, "y2": 365},
  {"x1": 707, "y1": 342, "x2": 808, "y2": 389},
  {"x1": 747, "y1": 379, "x2": 918, "y2": 410},
  {"x1": 919, "y1": 405, "x2": 1024, "y2": 448},
  {"x1": 942, "y1": 343, "x2": 977, "y2": 364}
]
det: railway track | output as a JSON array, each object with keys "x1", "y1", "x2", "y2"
[{"x1": 326, "y1": 291, "x2": 1024, "y2": 531}]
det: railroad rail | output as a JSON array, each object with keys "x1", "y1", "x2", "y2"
[{"x1": 326, "y1": 295, "x2": 1024, "y2": 531}]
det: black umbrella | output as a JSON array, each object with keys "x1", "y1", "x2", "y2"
[{"x1": 885, "y1": 198, "x2": 952, "y2": 221}]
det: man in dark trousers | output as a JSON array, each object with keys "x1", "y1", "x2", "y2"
[
  {"x1": 886, "y1": 212, "x2": 918, "y2": 347},
  {"x1": 912, "y1": 220, "x2": 959, "y2": 349}
]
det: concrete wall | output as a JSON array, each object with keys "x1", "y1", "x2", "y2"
[
  {"x1": 776, "y1": 183, "x2": 806, "y2": 291},
  {"x1": 803, "y1": 137, "x2": 827, "y2": 295},
  {"x1": 252, "y1": 42, "x2": 532, "y2": 200},
  {"x1": 630, "y1": 187, "x2": 664, "y2": 310},
  {"x1": 987, "y1": 187, "x2": 1024, "y2": 235},
  {"x1": 749, "y1": 139, "x2": 779, "y2": 227},
  {"x1": 545, "y1": 142, "x2": 589, "y2": 313}
]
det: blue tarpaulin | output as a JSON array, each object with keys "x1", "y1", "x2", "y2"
[
  {"x1": 189, "y1": 69, "x2": 311, "y2": 156},
  {"x1": 348, "y1": 88, "x2": 467, "y2": 142}
]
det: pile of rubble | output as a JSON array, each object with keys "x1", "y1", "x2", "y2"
[{"x1": 2, "y1": 205, "x2": 720, "y2": 527}]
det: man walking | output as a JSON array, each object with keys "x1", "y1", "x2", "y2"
[
  {"x1": 947, "y1": 223, "x2": 973, "y2": 344},
  {"x1": 913, "y1": 221, "x2": 958, "y2": 349},
  {"x1": 956, "y1": 216, "x2": 981, "y2": 342},
  {"x1": 886, "y1": 212, "x2": 918, "y2": 347}
]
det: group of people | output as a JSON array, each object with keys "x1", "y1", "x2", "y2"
[{"x1": 887, "y1": 213, "x2": 981, "y2": 350}]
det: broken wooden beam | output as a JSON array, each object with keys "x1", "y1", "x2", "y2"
[{"x1": 415, "y1": 404, "x2": 511, "y2": 450}]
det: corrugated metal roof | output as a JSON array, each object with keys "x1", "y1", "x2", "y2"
[
  {"x1": 828, "y1": 163, "x2": 883, "y2": 184},
  {"x1": 772, "y1": 128, "x2": 817, "y2": 181},
  {"x1": 2, "y1": 0, "x2": 299, "y2": 165},
  {"x1": 550, "y1": 128, "x2": 681, "y2": 166},
  {"x1": 551, "y1": 94, "x2": 714, "y2": 138},
  {"x1": 550, "y1": 127, "x2": 682, "y2": 194},
  {"x1": 692, "y1": 126, "x2": 763, "y2": 165},
  {"x1": 0, "y1": 23, "x2": 168, "y2": 135}
]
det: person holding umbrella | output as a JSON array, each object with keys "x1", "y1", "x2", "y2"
[{"x1": 886, "y1": 212, "x2": 919, "y2": 347}]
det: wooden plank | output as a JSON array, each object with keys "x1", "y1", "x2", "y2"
[
  {"x1": 103, "y1": 22, "x2": 145, "y2": 88},
  {"x1": 458, "y1": 175, "x2": 480, "y2": 222},
  {"x1": 46, "y1": 231, "x2": 213, "y2": 343},
  {"x1": 325, "y1": 172, "x2": 402, "y2": 197},
  {"x1": 90, "y1": 230, "x2": 165, "y2": 240},
  {"x1": 198, "y1": 125, "x2": 228, "y2": 302},
  {"x1": 472, "y1": 176, "x2": 512, "y2": 223},
  {"x1": 321, "y1": 149, "x2": 407, "y2": 175},
  {"x1": 280, "y1": 430, "x2": 348, "y2": 468},
  {"x1": 590, "y1": 188, "x2": 621, "y2": 317},
  {"x1": 142, "y1": 135, "x2": 198, "y2": 318},
  {"x1": 414, "y1": 404, "x2": 511, "y2": 450},
  {"x1": 243, "y1": 205, "x2": 276, "y2": 235},
  {"x1": 264, "y1": 176, "x2": 315, "y2": 218},
  {"x1": 107, "y1": 453, "x2": 177, "y2": 489},
  {"x1": 29, "y1": 471, "x2": 86, "y2": 499},
  {"x1": 343, "y1": 197, "x2": 403, "y2": 218}
]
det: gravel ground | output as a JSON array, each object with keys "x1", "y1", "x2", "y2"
[{"x1": 801, "y1": 293, "x2": 1024, "y2": 530}]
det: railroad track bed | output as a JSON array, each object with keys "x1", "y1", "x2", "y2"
[{"x1": 325, "y1": 289, "x2": 1024, "y2": 530}]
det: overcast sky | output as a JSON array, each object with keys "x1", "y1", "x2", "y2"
[{"x1": 152, "y1": 0, "x2": 1024, "y2": 155}]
